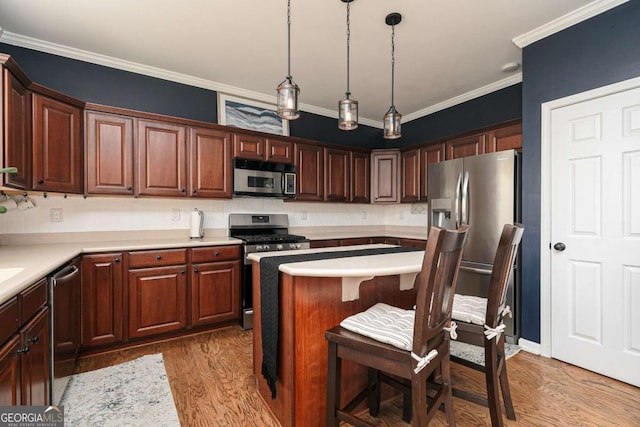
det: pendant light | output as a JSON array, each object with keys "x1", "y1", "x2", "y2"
[
  {"x1": 277, "y1": 0, "x2": 300, "y2": 120},
  {"x1": 383, "y1": 12, "x2": 402, "y2": 139},
  {"x1": 338, "y1": 0, "x2": 358, "y2": 130}
]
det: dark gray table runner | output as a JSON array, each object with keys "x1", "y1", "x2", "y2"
[{"x1": 259, "y1": 246, "x2": 423, "y2": 398}]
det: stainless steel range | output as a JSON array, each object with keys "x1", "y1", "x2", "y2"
[{"x1": 229, "y1": 213, "x2": 310, "y2": 329}]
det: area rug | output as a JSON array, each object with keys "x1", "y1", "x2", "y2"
[
  {"x1": 60, "y1": 354, "x2": 180, "y2": 427},
  {"x1": 450, "y1": 340, "x2": 521, "y2": 366}
]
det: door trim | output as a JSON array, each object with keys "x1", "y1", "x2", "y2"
[{"x1": 540, "y1": 75, "x2": 640, "y2": 357}]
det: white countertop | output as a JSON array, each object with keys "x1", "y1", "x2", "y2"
[
  {"x1": 248, "y1": 244, "x2": 425, "y2": 278},
  {"x1": 0, "y1": 236, "x2": 242, "y2": 306}
]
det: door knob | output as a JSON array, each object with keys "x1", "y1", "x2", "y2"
[{"x1": 553, "y1": 242, "x2": 566, "y2": 251}]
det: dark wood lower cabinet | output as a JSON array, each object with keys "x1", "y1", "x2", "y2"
[
  {"x1": 82, "y1": 253, "x2": 124, "y2": 348},
  {"x1": 20, "y1": 308, "x2": 50, "y2": 406},
  {"x1": 191, "y1": 260, "x2": 240, "y2": 326},
  {"x1": 128, "y1": 265, "x2": 188, "y2": 339},
  {"x1": 0, "y1": 335, "x2": 21, "y2": 406}
]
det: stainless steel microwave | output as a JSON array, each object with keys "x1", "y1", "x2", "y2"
[{"x1": 233, "y1": 158, "x2": 296, "y2": 198}]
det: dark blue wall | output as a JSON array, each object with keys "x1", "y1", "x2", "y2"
[
  {"x1": 521, "y1": 0, "x2": 640, "y2": 342},
  {"x1": 400, "y1": 83, "x2": 522, "y2": 146}
]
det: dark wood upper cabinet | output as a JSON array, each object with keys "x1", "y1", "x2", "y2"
[
  {"x1": 485, "y1": 123, "x2": 522, "y2": 153},
  {"x1": 325, "y1": 147, "x2": 350, "y2": 202},
  {"x1": 3, "y1": 70, "x2": 31, "y2": 189},
  {"x1": 189, "y1": 127, "x2": 232, "y2": 198},
  {"x1": 295, "y1": 142, "x2": 324, "y2": 201},
  {"x1": 136, "y1": 119, "x2": 187, "y2": 197},
  {"x1": 445, "y1": 133, "x2": 485, "y2": 159},
  {"x1": 420, "y1": 143, "x2": 445, "y2": 200},
  {"x1": 371, "y1": 149, "x2": 399, "y2": 204},
  {"x1": 351, "y1": 151, "x2": 370, "y2": 203},
  {"x1": 265, "y1": 138, "x2": 293, "y2": 163},
  {"x1": 86, "y1": 111, "x2": 134, "y2": 195},
  {"x1": 32, "y1": 93, "x2": 83, "y2": 193},
  {"x1": 232, "y1": 132, "x2": 264, "y2": 161},
  {"x1": 401, "y1": 148, "x2": 421, "y2": 203}
]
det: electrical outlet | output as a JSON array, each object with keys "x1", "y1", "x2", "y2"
[
  {"x1": 301, "y1": 210, "x2": 308, "y2": 220},
  {"x1": 171, "y1": 209, "x2": 180, "y2": 222},
  {"x1": 50, "y1": 208, "x2": 63, "y2": 223}
]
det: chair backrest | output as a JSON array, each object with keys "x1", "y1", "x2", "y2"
[
  {"x1": 413, "y1": 225, "x2": 469, "y2": 354},
  {"x1": 485, "y1": 223, "x2": 524, "y2": 327}
]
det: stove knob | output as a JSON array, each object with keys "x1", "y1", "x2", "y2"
[
  {"x1": 256, "y1": 245, "x2": 263, "y2": 251},
  {"x1": 263, "y1": 244, "x2": 271, "y2": 251},
  {"x1": 276, "y1": 244, "x2": 283, "y2": 250}
]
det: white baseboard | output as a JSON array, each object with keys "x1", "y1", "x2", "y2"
[{"x1": 518, "y1": 338, "x2": 542, "y2": 355}]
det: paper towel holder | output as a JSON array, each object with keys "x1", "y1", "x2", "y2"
[{"x1": 190, "y1": 208, "x2": 205, "y2": 239}]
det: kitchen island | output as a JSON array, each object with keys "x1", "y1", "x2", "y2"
[{"x1": 248, "y1": 244, "x2": 425, "y2": 427}]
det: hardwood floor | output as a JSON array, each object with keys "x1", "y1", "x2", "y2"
[{"x1": 76, "y1": 326, "x2": 640, "y2": 426}]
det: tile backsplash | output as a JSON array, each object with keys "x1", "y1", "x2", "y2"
[{"x1": 0, "y1": 194, "x2": 428, "y2": 235}]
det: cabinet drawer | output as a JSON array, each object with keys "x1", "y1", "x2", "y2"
[
  {"x1": 19, "y1": 278, "x2": 48, "y2": 324},
  {"x1": 128, "y1": 249, "x2": 187, "y2": 268},
  {"x1": 192, "y1": 245, "x2": 240, "y2": 263},
  {"x1": 0, "y1": 297, "x2": 19, "y2": 345}
]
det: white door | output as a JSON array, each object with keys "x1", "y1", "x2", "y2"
[{"x1": 549, "y1": 85, "x2": 640, "y2": 386}]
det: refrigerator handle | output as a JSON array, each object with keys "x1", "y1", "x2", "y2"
[
  {"x1": 461, "y1": 171, "x2": 469, "y2": 225},
  {"x1": 454, "y1": 172, "x2": 462, "y2": 228}
]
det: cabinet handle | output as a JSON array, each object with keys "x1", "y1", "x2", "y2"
[
  {"x1": 215, "y1": 252, "x2": 220, "y2": 256},
  {"x1": 17, "y1": 346, "x2": 29, "y2": 354},
  {"x1": 192, "y1": 189, "x2": 197, "y2": 194},
  {"x1": 127, "y1": 186, "x2": 132, "y2": 191},
  {"x1": 194, "y1": 268, "x2": 199, "y2": 273},
  {"x1": 27, "y1": 336, "x2": 39, "y2": 344},
  {"x1": 11, "y1": 173, "x2": 18, "y2": 178},
  {"x1": 180, "y1": 269, "x2": 185, "y2": 275},
  {"x1": 156, "y1": 255, "x2": 162, "y2": 260},
  {"x1": 37, "y1": 179, "x2": 44, "y2": 184},
  {"x1": 181, "y1": 188, "x2": 186, "y2": 193},
  {"x1": 114, "y1": 258, "x2": 120, "y2": 263}
]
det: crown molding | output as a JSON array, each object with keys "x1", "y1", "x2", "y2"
[
  {"x1": 402, "y1": 73, "x2": 522, "y2": 124},
  {"x1": 512, "y1": 0, "x2": 629, "y2": 48}
]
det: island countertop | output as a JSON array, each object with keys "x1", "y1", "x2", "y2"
[{"x1": 247, "y1": 243, "x2": 425, "y2": 278}]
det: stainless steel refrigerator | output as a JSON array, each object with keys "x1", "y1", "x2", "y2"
[{"x1": 427, "y1": 149, "x2": 521, "y2": 341}]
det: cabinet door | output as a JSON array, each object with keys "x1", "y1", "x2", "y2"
[
  {"x1": 20, "y1": 308, "x2": 50, "y2": 406},
  {"x1": 86, "y1": 111, "x2": 134, "y2": 195},
  {"x1": 371, "y1": 150, "x2": 399, "y2": 203},
  {"x1": 265, "y1": 138, "x2": 293, "y2": 163},
  {"x1": 401, "y1": 149, "x2": 421, "y2": 203},
  {"x1": 128, "y1": 266, "x2": 187, "y2": 339},
  {"x1": 351, "y1": 152, "x2": 370, "y2": 203},
  {"x1": 32, "y1": 93, "x2": 83, "y2": 193},
  {"x1": 0, "y1": 335, "x2": 21, "y2": 406},
  {"x1": 232, "y1": 133, "x2": 264, "y2": 160},
  {"x1": 445, "y1": 133, "x2": 485, "y2": 159},
  {"x1": 136, "y1": 119, "x2": 187, "y2": 197},
  {"x1": 325, "y1": 147, "x2": 350, "y2": 202},
  {"x1": 3, "y1": 70, "x2": 31, "y2": 189},
  {"x1": 81, "y1": 253, "x2": 123, "y2": 348},
  {"x1": 191, "y1": 260, "x2": 240, "y2": 326},
  {"x1": 295, "y1": 143, "x2": 324, "y2": 201},
  {"x1": 420, "y1": 143, "x2": 445, "y2": 200},
  {"x1": 485, "y1": 123, "x2": 522, "y2": 153},
  {"x1": 189, "y1": 127, "x2": 232, "y2": 198}
]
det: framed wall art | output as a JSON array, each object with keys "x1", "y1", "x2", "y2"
[{"x1": 218, "y1": 93, "x2": 290, "y2": 136}]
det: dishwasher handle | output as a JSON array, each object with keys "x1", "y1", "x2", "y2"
[{"x1": 52, "y1": 265, "x2": 79, "y2": 286}]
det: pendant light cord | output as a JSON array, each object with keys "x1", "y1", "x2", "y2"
[
  {"x1": 346, "y1": 1, "x2": 351, "y2": 95},
  {"x1": 391, "y1": 22, "x2": 395, "y2": 108},
  {"x1": 287, "y1": 0, "x2": 292, "y2": 79}
]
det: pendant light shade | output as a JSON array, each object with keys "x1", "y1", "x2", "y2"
[
  {"x1": 383, "y1": 12, "x2": 402, "y2": 139},
  {"x1": 277, "y1": 0, "x2": 300, "y2": 120},
  {"x1": 338, "y1": 0, "x2": 358, "y2": 130}
]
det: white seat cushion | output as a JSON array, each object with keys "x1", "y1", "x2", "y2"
[
  {"x1": 452, "y1": 294, "x2": 487, "y2": 326},
  {"x1": 340, "y1": 302, "x2": 415, "y2": 351}
]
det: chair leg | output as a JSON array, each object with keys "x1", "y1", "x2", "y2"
[
  {"x1": 411, "y1": 372, "x2": 429, "y2": 427},
  {"x1": 402, "y1": 378, "x2": 412, "y2": 422},
  {"x1": 367, "y1": 368, "x2": 381, "y2": 417},
  {"x1": 485, "y1": 340, "x2": 504, "y2": 427},
  {"x1": 441, "y1": 355, "x2": 456, "y2": 427},
  {"x1": 497, "y1": 339, "x2": 516, "y2": 420},
  {"x1": 326, "y1": 341, "x2": 341, "y2": 427}
]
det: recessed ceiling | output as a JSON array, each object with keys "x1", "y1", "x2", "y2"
[{"x1": 0, "y1": 0, "x2": 618, "y2": 127}]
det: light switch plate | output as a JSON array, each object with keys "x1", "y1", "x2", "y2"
[{"x1": 50, "y1": 208, "x2": 63, "y2": 222}]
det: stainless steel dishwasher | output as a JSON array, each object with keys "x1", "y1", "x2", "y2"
[{"x1": 49, "y1": 257, "x2": 81, "y2": 405}]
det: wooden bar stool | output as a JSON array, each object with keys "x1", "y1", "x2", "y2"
[
  {"x1": 450, "y1": 223, "x2": 524, "y2": 427},
  {"x1": 325, "y1": 225, "x2": 469, "y2": 426}
]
